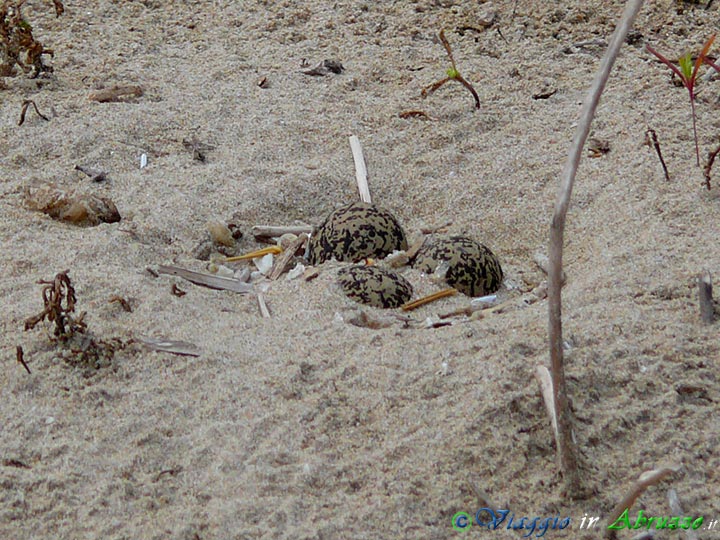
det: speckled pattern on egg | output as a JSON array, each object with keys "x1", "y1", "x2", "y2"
[
  {"x1": 307, "y1": 202, "x2": 408, "y2": 265},
  {"x1": 337, "y1": 265, "x2": 413, "y2": 309},
  {"x1": 412, "y1": 236, "x2": 503, "y2": 297}
]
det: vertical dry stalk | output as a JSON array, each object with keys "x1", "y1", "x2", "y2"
[
  {"x1": 698, "y1": 270, "x2": 714, "y2": 324},
  {"x1": 547, "y1": 0, "x2": 644, "y2": 498}
]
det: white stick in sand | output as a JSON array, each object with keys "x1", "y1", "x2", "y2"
[{"x1": 349, "y1": 135, "x2": 371, "y2": 204}]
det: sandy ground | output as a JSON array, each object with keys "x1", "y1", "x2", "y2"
[{"x1": 2, "y1": 0, "x2": 720, "y2": 538}]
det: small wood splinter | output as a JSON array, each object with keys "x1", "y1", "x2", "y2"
[{"x1": 401, "y1": 288, "x2": 457, "y2": 311}]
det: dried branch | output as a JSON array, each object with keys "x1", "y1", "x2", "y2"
[
  {"x1": 645, "y1": 128, "x2": 670, "y2": 182},
  {"x1": 547, "y1": 0, "x2": 644, "y2": 498}
]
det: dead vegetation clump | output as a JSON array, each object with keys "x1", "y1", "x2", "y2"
[
  {"x1": 0, "y1": 0, "x2": 63, "y2": 77},
  {"x1": 23, "y1": 271, "x2": 125, "y2": 370},
  {"x1": 24, "y1": 183, "x2": 121, "y2": 226}
]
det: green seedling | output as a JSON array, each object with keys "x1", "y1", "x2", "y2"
[
  {"x1": 646, "y1": 34, "x2": 716, "y2": 166},
  {"x1": 421, "y1": 29, "x2": 480, "y2": 110}
]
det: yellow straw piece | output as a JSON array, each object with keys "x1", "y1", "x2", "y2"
[
  {"x1": 224, "y1": 245, "x2": 283, "y2": 262},
  {"x1": 401, "y1": 288, "x2": 457, "y2": 311}
]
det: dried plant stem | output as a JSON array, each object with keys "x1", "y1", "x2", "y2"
[
  {"x1": 454, "y1": 73, "x2": 481, "y2": 109},
  {"x1": 252, "y1": 225, "x2": 313, "y2": 241},
  {"x1": 646, "y1": 128, "x2": 670, "y2": 182},
  {"x1": 604, "y1": 465, "x2": 680, "y2": 535},
  {"x1": 16, "y1": 345, "x2": 31, "y2": 374},
  {"x1": 547, "y1": 0, "x2": 644, "y2": 498},
  {"x1": 257, "y1": 293, "x2": 271, "y2": 318},
  {"x1": 18, "y1": 99, "x2": 49, "y2": 125},
  {"x1": 704, "y1": 142, "x2": 720, "y2": 190},
  {"x1": 698, "y1": 270, "x2": 714, "y2": 324},
  {"x1": 690, "y1": 97, "x2": 700, "y2": 166}
]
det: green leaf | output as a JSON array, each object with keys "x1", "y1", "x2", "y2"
[
  {"x1": 679, "y1": 52, "x2": 693, "y2": 81},
  {"x1": 446, "y1": 66, "x2": 459, "y2": 79}
]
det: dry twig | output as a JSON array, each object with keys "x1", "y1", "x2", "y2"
[
  {"x1": 547, "y1": 0, "x2": 644, "y2": 498},
  {"x1": 252, "y1": 225, "x2": 313, "y2": 242},
  {"x1": 646, "y1": 128, "x2": 670, "y2": 182},
  {"x1": 16, "y1": 345, "x2": 30, "y2": 374},
  {"x1": 704, "y1": 142, "x2": 720, "y2": 190},
  {"x1": 18, "y1": 99, "x2": 49, "y2": 125},
  {"x1": 257, "y1": 293, "x2": 271, "y2": 318}
]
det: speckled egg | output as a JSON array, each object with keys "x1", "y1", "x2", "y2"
[
  {"x1": 412, "y1": 236, "x2": 503, "y2": 297},
  {"x1": 307, "y1": 202, "x2": 408, "y2": 265},
  {"x1": 337, "y1": 265, "x2": 413, "y2": 309}
]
